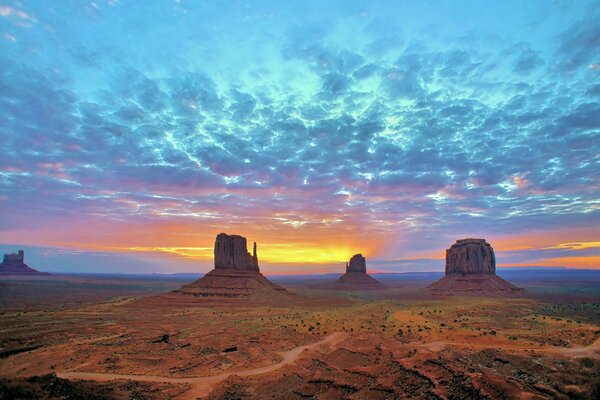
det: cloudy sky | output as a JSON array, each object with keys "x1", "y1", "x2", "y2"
[{"x1": 0, "y1": 0, "x2": 598, "y2": 274}]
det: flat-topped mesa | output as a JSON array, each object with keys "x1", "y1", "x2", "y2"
[
  {"x1": 446, "y1": 238, "x2": 495, "y2": 275},
  {"x1": 346, "y1": 254, "x2": 367, "y2": 273},
  {"x1": 428, "y1": 238, "x2": 521, "y2": 293},
  {"x1": 214, "y1": 233, "x2": 259, "y2": 272}
]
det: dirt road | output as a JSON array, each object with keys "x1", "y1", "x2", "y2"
[{"x1": 58, "y1": 332, "x2": 346, "y2": 399}]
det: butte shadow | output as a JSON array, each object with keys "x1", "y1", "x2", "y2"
[
  {"x1": 173, "y1": 233, "x2": 292, "y2": 300},
  {"x1": 428, "y1": 238, "x2": 522, "y2": 294},
  {"x1": 0, "y1": 250, "x2": 51, "y2": 276}
]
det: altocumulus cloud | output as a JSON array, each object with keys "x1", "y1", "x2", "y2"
[{"x1": 0, "y1": 0, "x2": 598, "y2": 272}]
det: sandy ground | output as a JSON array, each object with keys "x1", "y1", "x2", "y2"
[
  {"x1": 58, "y1": 332, "x2": 347, "y2": 399},
  {"x1": 0, "y1": 275, "x2": 599, "y2": 399}
]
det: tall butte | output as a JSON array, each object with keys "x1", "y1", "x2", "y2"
[
  {"x1": 428, "y1": 238, "x2": 521, "y2": 293},
  {"x1": 335, "y1": 253, "x2": 385, "y2": 289},
  {"x1": 175, "y1": 233, "x2": 290, "y2": 299},
  {"x1": 0, "y1": 250, "x2": 50, "y2": 276}
]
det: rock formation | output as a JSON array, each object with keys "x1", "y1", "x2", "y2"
[
  {"x1": 346, "y1": 254, "x2": 367, "y2": 273},
  {"x1": 214, "y1": 233, "x2": 259, "y2": 272},
  {"x1": 175, "y1": 233, "x2": 290, "y2": 299},
  {"x1": 0, "y1": 250, "x2": 50, "y2": 275},
  {"x1": 428, "y1": 239, "x2": 521, "y2": 293},
  {"x1": 446, "y1": 239, "x2": 495, "y2": 275},
  {"x1": 335, "y1": 253, "x2": 385, "y2": 290}
]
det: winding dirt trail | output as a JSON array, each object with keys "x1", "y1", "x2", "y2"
[
  {"x1": 58, "y1": 332, "x2": 346, "y2": 399},
  {"x1": 559, "y1": 336, "x2": 600, "y2": 359}
]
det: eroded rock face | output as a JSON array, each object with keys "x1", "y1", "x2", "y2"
[
  {"x1": 430, "y1": 239, "x2": 521, "y2": 293},
  {"x1": 347, "y1": 254, "x2": 366, "y2": 273},
  {"x1": 175, "y1": 233, "x2": 291, "y2": 299},
  {"x1": 445, "y1": 239, "x2": 495, "y2": 275},
  {"x1": 214, "y1": 233, "x2": 259, "y2": 272}
]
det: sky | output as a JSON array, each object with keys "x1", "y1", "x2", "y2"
[{"x1": 0, "y1": 0, "x2": 599, "y2": 274}]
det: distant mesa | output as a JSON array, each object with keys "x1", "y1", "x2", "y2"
[
  {"x1": 346, "y1": 253, "x2": 366, "y2": 273},
  {"x1": 175, "y1": 233, "x2": 290, "y2": 299},
  {"x1": 0, "y1": 250, "x2": 51, "y2": 276},
  {"x1": 335, "y1": 253, "x2": 385, "y2": 290},
  {"x1": 428, "y1": 239, "x2": 522, "y2": 293}
]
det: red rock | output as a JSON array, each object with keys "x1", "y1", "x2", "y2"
[
  {"x1": 214, "y1": 233, "x2": 259, "y2": 272},
  {"x1": 427, "y1": 274, "x2": 521, "y2": 292},
  {"x1": 176, "y1": 268, "x2": 289, "y2": 298},
  {"x1": 428, "y1": 239, "x2": 521, "y2": 293},
  {"x1": 445, "y1": 238, "x2": 495, "y2": 275},
  {"x1": 335, "y1": 254, "x2": 385, "y2": 290},
  {"x1": 176, "y1": 234, "x2": 291, "y2": 299}
]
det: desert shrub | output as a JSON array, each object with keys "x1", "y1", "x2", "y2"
[{"x1": 579, "y1": 357, "x2": 595, "y2": 368}]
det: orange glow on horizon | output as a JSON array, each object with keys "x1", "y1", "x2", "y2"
[
  {"x1": 126, "y1": 243, "x2": 358, "y2": 264},
  {"x1": 491, "y1": 228, "x2": 600, "y2": 252},
  {"x1": 528, "y1": 256, "x2": 600, "y2": 269},
  {"x1": 501, "y1": 257, "x2": 600, "y2": 269},
  {"x1": 0, "y1": 218, "x2": 597, "y2": 269},
  {"x1": 0, "y1": 215, "x2": 381, "y2": 264},
  {"x1": 542, "y1": 241, "x2": 600, "y2": 251}
]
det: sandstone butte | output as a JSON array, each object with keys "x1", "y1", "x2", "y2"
[
  {"x1": 0, "y1": 250, "x2": 50, "y2": 275},
  {"x1": 428, "y1": 238, "x2": 522, "y2": 293},
  {"x1": 335, "y1": 253, "x2": 385, "y2": 290},
  {"x1": 174, "y1": 233, "x2": 290, "y2": 298}
]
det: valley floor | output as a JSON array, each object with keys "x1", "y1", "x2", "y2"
[{"x1": 0, "y1": 274, "x2": 599, "y2": 399}]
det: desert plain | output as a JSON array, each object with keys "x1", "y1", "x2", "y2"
[{"x1": 0, "y1": 270, "x2": 599, "y2": 400}]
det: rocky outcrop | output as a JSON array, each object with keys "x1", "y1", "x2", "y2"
[
  {"x1": 446, "y1": 239, "x2": 495, "y2": 275},
  {"x1": 175, "y1": 268, "x2": 289, "y2": 298},
  {"x1": 335, "y1": 254, "x2": 385, "y2": 290},
  {"x1": 0, "y1": 250, "x2": 50, "y2": 275},
  {"x1": 175, "y1": 233, "x2": 291, "y2": 300},
  {"x1": 427, "y1": 273, "x2": 521, "y2": 292},
  {"x1": 214, "y1": 233, "x2": 259, "y2": 272},
  {"x1": 428, "y1": 239, "x2": 521, "y2": 293},
  {"x1": 3, "y1": 250, "x2": 25, "y2": 265},
  {"x1": 346, "y1": 254, "x2": 366, "y2": 273}
]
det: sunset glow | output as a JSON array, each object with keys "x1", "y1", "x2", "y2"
[{"x1": 0, "y1": 0, "x2": 598, "y2": 273}]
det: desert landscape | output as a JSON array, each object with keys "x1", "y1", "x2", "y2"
[
  {"x1": 1, "y1": 235, "x2": 599, "y2": 399},
  {"x1": 1, "y1": 1, "x2": 599, "y2": 399}
]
